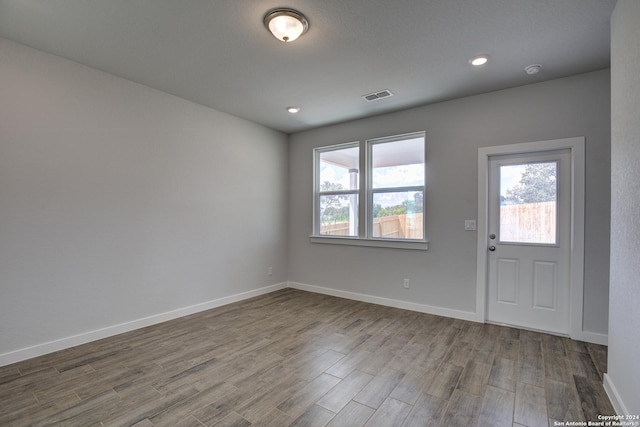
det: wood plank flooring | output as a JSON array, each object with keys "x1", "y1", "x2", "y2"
[{"x1": 0, "y1": 289, "x2": 614, "y2": 426}]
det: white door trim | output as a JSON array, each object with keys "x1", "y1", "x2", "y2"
[{"x1": 476, "y1": 137, "x2": 585, "y2": 340}]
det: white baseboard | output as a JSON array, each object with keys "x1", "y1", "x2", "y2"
[
  {"x1": 287, "y1": 281, "x2": 481, "y2": 322},
  {"x1": 573, "y1": 330, "x2": 608, "y2": 346},
  {"x1": 604, "y1": 373, "x2": 629, "y2": 416},
  {"x1": 1, "y1": 281, "x2": 609, "y2": 367},
  {"x1": 0, "y1": 282, "x2": 288, "y2": 367},
  {"x1": 287, "y1": 282, "x2": 610, "y2": 345}
]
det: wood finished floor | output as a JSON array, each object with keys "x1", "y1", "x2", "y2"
[{"x1": 0, "y1": 289, "x2": 613, "y2": 427}]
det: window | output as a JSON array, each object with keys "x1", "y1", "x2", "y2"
[
  {"x1": 313, "y1": 132, "x2": 427, "y2": 249},
  {"x1": 499, "y1": 161, "x2": 558, "y2": 244},
  {"x1": 316, "y1": 144, "x2": 360, "y2": 237}
]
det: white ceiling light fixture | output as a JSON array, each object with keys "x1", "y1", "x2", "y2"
[
  {"x1": 287, "y1": 106, "x2": 300, "y2": 114},
  {"x1": 264, "y1": 8, "x2": 309, "y2": 42},
  {"x1": 469, "y1": 54, "x2": 490, "y2": 66}
]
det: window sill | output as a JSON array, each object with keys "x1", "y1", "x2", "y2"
[{"x1": 309, "y1": 235, "x2": 429, "y2": 251}]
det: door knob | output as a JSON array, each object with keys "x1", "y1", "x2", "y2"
[{"x1": 488, "y1": 245, "x2": 496, "y2": 251}]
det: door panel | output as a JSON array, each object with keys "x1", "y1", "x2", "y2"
[
  {"x1": 533, "y1": 261, "x2": 557, "y2": 309},
  {"x1": 497, "y1": 258, "x2": 519, "y2": 304},
  {"x1": 487, "y1": 150, "x2": 571, "y2": 334}
]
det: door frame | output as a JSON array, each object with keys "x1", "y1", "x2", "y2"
[{"x1": 475, "y1": 137, "x2": 585, "y2": 340}]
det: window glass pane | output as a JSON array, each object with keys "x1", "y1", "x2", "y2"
[
  {"x1": 372, "y1": 191, "x2": 423, "y2": 239},
  {"x1": 319, "y1": 194, "x2": 358, "y2": 236},
  {"x1": 499, "y1": 162, "x2": 557, "y2": 244},
  {"x1": 319, "y1": 146, "x2": 359, "y2": 191},
  {"x1": 371, "y1": 137, "x2": 424, "y2": 189}
]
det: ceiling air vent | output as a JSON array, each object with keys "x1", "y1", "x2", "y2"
[{"x1": 362, "y1": 89, "x2": 394, "y2": 102}]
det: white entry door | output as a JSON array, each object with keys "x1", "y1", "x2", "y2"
[{"x1": 486, "y1": 150, "x2": 571, "y2": 334}]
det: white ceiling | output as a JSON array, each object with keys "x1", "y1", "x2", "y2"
[{"x1": 0, "y1": 0, "x2": 616, "y2": 134}]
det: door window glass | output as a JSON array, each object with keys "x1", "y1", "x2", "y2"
[{"x1": 499, "y1": 162, "x2": 557, "y2": 244}]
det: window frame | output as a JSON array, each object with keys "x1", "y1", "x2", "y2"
[
  {"x1": 311, "y1": 131, "x2": 428, "y2": 250},
  {"x1": 313, "y1": 142, "x2": 360, "y2": 237}
]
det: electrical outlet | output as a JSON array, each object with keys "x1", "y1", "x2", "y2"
[
  {"x1": 403, "y1": 278, "x2": 410, "y2": 289},
  {"x1": 267, "y1": 267, "x2": 273, "y2": 276}
]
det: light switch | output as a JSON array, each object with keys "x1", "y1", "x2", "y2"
[{"x1": 465, "y1": 220, "x2": 477, "y2": 231}]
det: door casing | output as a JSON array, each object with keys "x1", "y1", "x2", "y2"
[{"x1": 476, "y1": 137, "x2": 586, "y2": 340}]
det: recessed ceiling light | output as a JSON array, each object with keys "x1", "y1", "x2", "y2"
[
  {"x1": 469, "y1": 55, "x2": 490, "y2": 66},
  {"x1": 287, "y1": 106, "x2": 300, "y2": 114}
]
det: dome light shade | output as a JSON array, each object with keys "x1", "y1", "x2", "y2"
[{"x1": 264, "y1": 8, "x2": 309, "y2": 42}]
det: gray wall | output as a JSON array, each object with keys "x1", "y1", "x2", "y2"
[
  {"x1": 608, "y1": 0, "x2": 640, "y2": 415},
  {"x1": 288, "y1": 69, "x2": 610, "y2": 336},
  {"x1": 0, "y1": 38, "x2": 289, "y2": 358}
]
